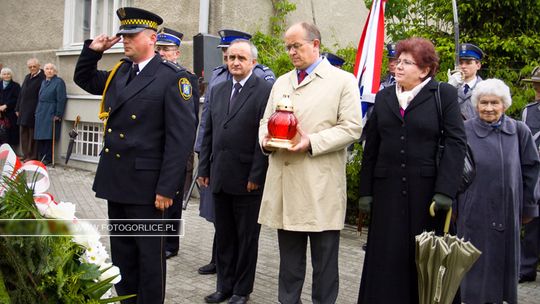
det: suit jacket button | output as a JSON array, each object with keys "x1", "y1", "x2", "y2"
[
  {"x1": 104, "y1": 148, "x2": 109, "y2": 153},
  {"x1": 115, "y1": 153, "x2": 121, "y2": 158},
  {"x1": 119, "y1": 133, "x2": 125, "y2": 139},
  {"x1": 108, "y1": 128, "x2": 112, "y2": 133},
  {"x1": 131, "y1": 115, "x2": 137, "y2": 120}
]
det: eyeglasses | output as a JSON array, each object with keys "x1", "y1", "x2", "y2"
[
  {"x1": 155, "y1": 46, "x2": 177, "y2": 52},
  {"x1": 27, "y1": 65, "x2": 38, "y2": 69},
  {"x1": 285, "y1": 41, "x2": 312, "y2": 52},
  {"x1": 396, "y1": 59, "x2": 417, "y2": 66}
]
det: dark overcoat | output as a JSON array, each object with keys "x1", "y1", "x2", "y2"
[
  {"x1": 357, "y1": 79, "x2": 467, "y2": 304},
  {"x1": 198, "y1": 73, "x2": 271, "y2": 195},
  {"x1": 15, "y1": 70, "x2": 45, "y2": 127},
  {"x1": 34, "y1": 76, "x2": 67, "y2": 140},
  {"x1": 0, "y1": 80, "x2": 21, "y2": 145},
  {"x1": 74, "y1": 41, "x2": 197, "y2": 205},
  {"x1": 457, "y1": 116, "x2": 540, "y2": 304}
]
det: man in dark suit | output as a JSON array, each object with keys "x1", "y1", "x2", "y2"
[
  {"x1": 73, "y1": 7, "x2": 197, "y2": 303},
  {"x1": 198, "y1": 39, "x2": 272, "y2": 304}
]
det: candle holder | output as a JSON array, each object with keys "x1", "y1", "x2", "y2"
[{"x1": 266, "y1": 95, "x2": 298, "y2": 149}]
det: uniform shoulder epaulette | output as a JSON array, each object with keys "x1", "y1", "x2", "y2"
[
  {"x1": 255, "y1": 64, "x2": 270, "y2": 71},
  {"x1": 212, "y1": 64, "x2": 227, "y2": 71},
  {"x1": 161, "y1": 59, "x2": 184, "y2": 72}
]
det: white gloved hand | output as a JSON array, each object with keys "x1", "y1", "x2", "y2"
[{"x1": 447, "y1": 69, "x2": 463, "y2": 87}]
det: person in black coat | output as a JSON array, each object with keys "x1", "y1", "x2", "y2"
[
  {"x1": 0, "y1": 67, "x2": 21, "y2": 146},
  {"x1": 73, "y1": 7, "x2": 197, "y2": 304},
  {"x1": 198, "y1": 39, "x2": 272, "y2": 304},
  {"x1": 15, "y1": 58, "x2": 45, "y2": 160},
  {"x1": 357, "y1": 37, "x2": 467, "y2": 304}
]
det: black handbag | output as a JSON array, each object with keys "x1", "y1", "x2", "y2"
[{"x1": 434, "y1": 83, "x2": 476, "y2": 193}]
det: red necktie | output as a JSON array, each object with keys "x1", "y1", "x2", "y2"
[{"x1": 298, "y1": 70, "x2": 307, "y2": 84}]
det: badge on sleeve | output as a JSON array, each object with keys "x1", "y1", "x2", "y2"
[{"x1": 179, "y1": 78, "x2": 192, "y2": 101}]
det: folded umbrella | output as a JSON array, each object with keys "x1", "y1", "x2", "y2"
[
  {"x1": 65, "y1": 115, "x2": 80, "y2": 165},
  {"x1": 415, "y1": 203, "x2": 481, "y2": 304}
]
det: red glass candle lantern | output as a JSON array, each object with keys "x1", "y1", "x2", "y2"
[{"x1": 267, "y1": 95, "x2": 298, "y2": 149}]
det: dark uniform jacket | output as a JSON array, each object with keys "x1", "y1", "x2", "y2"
[
  {"x1": 16, "y1": 70, "x2": 45, "y2": 127},
  {"x1": 358, "y1": 80, "x2": 466, "y2": 304},
  {"x1": 74, "y1": 40, "x2": 197, "y2": 204},
  {"x1": 198, "y1": 74, "x2": 272, "y2": 195},
  {"x1": 0, "y1": 80, "x2": 21, "y2": 144}
]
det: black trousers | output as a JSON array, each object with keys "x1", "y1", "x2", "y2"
[
  {"x1": 213, "y1": 191, "x2": 262, "y2": 296},
  {"x1": 277, "y1": 229, "x2": 340, "y2": 304},
  {"x1": 521, "y1": 217, "x2": 540, "y2": 278},
  {"x1": 108, "y1": 201, "x2": 166, "y2": 304},
  {"x1": 165, "y1": 195, "x2": 182, "y2": 253},
  {"x1": 36, "y1": 139, "x2": 52, "y2": 163}
]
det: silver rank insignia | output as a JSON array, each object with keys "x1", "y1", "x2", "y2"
[{"x1": 179, "y1": 78, "x2": 192, "y2": 101}]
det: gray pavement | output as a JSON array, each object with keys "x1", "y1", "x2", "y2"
[{"x1": 47, "y1": 166, "x2": 540, "y2": 304}]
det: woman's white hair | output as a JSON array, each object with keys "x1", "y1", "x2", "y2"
[
  {"x1": 471, "y1": 78, "x2": 512, "y2": 108},
  {"x1": 1, "y1": 67, "x2": 13, "y2": 76}
]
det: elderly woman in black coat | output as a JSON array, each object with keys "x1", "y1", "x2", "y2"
[
  {"x1": 0, "y1": 67, "x2": 21, "y2": 146},
  {"x1": 456, "y1": 78, "x2": 540, "y2": 304},
  {"x1": 357, "y1": 37, "x2": 467, "y2": 304}
]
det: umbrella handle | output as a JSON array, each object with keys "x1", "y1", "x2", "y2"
[{"x1": 429, "y1": 202, "x2": 452, "y2": 234}]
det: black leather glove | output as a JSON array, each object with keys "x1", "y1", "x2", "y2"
[
  {"x1": 358, "y1": 196, "x2": 373, "y2": 213},
  {"x1": 432, "y1": 193, "x2": 452, "y2": 211}
]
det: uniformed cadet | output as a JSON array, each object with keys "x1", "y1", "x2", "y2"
[
  {"x1": 321, "y1": 51, "x2": 345, "y2": 68},
  {"x1": 379, "y1": 42, "x2": 397, "y2": 89},
  {"x1": 519, "y1": 66, "x2": 540, "y2": 283},
  {"x1": 194, "y1": 28, "x2": 275, "y2": 276},
  {"x1": 448, "y1": 43, "x2": 484, "y2": 120},
  {"x1": 73, "y1": 7, "x2": 197, "y2": 303},
  {"x1": 156, "y1": 27, "x2": 200, "y2": 260}
]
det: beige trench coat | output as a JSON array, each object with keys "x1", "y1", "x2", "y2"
[{"x1": 258, "y1": 59, "x2": 363, "y2": 231}]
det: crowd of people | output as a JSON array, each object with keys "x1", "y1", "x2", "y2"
[
  {"x1": 0, "y1": 59, "x2": 67, "y2": 165},
  {"x1": 60, "y1": 5, "x2": 540, "y2": 304}
]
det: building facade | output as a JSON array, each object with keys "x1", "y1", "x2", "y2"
[{"x1": 0, "y1": 0, "x2": 367, "y2": 171}]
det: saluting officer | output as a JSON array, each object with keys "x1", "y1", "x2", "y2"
[
  {"x1": 74, "y1": 7, "x2": 197, "y2": 303},
  {"x1": 519, "y1": 66, "x2": 540, "y2": 283},
  {"x1": 447, "y1": 43, "x2": 485, "y2": 120},
  {"x1": 194, "y1": 29, "x2": 275, "y2": 276},
  {"x1": 156, "y1": 27, "x2": 200, "y2": 259},
  {"x1": 321, "y1": 51, "x2": 345, "y2": 68}
]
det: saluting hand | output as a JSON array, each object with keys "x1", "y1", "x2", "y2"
[
  {"x1": 155, "y1": 194, "x2": 173, "y2": 211},
  {"x1": 89, "y1": 34, "x2": 121, "y2": 52}
]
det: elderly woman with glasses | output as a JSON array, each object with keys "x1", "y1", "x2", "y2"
[
  {"x1": 456, "y1": 78, "x2": 540, "y2": 304},
  {"x1": 357, "y1": 37, "x2": 467, "y2": 303}
]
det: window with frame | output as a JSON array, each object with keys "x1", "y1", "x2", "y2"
[
  {"x1": 63, "y1": 0, "x2": 132, "y2": 48},
  {"x1": 72, "y1": 122, "x2": 104, "y2": 162}
]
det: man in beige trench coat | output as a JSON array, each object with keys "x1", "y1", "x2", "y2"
[{"x1": 259, "y1": 22, "x2": 363, "y2": 304}]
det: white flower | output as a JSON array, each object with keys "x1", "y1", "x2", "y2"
[
  {"x1": 80, "y1": 240, "x2": 109, "y2": 266},
  {"x1": 44, "y1": 201, "x2": 76, "y2": 220},
  {"x1": 99, "y1": 263, "x2": 122, "y2": 284},
  {"x1": 72, "y1": 221, "x2": 101, "y2": 248}
]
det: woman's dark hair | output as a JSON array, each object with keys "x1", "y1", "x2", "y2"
[{"x1": 396, "y1": 37, "x2": 439, "y2": 78}]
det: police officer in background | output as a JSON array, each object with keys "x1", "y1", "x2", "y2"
[
  {"x1": 520, "y1": 66, "x2": 540, "y2": 283},
  {"x1": 321, "y1": 51, "x2": 345, "y2": 68},
  {"x1": 194, "y1": 29, "x2": 275, "y2": 275},
  {"x1": 447, "y1": 43, "x2": 484, "y2": 120},
  {"x1": 74, "y1": 7, "x2": 197, "y2": 303},
  {"x1": 379, "y1": 42, "x2": 397, "y2": 89},
  {"x1": 156, "y1": 27, "x2": 200, "y2": 259}
]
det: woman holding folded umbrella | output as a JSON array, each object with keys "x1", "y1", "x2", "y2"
[
  {"x1": 456, "y1": 78, "x2": 540, "y2": 304},
  {"x1": 34, "y1": 63, "x2": 66, "y2": 165},
  {"x1": 357, "y1": 37, "x2": 467, "y2": 303}
]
